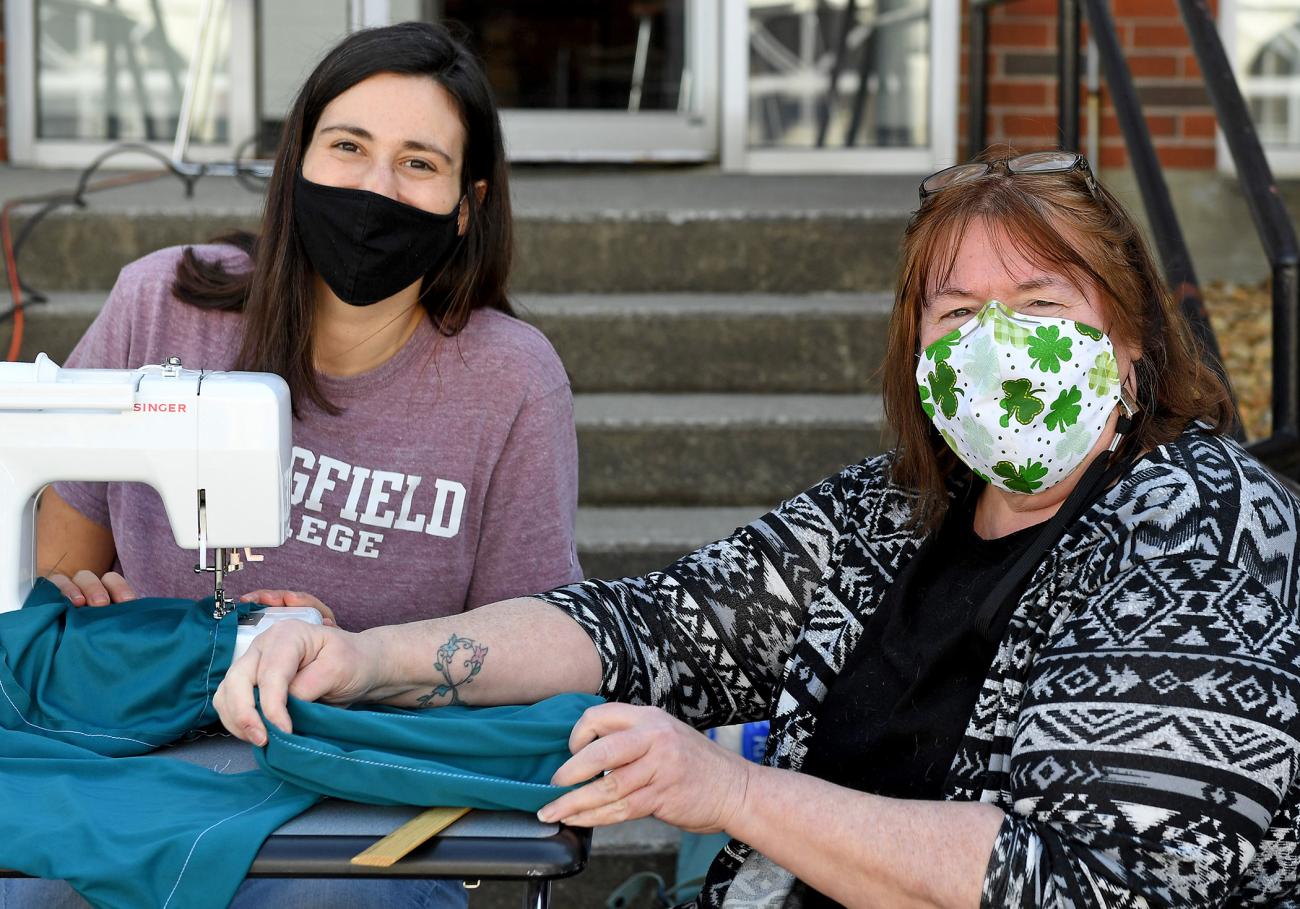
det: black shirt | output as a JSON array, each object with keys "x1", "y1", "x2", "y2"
[{"x1": 798, "y1": 490, "x2": 1040, "y2": 907}]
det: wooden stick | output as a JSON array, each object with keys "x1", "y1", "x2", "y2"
[{"x1": 349, "y1": 806, "x2": 472, "y2": 868}]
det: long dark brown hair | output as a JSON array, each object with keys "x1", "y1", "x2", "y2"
[
  {"x1": 882, "y1": 149, "x2": 1235, "y2": 530},
  {"x1": 173, "y1": 22, "x2": 514, "y2": 415}
]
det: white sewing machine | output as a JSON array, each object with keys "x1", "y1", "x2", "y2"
[{"x1": 0, "y1": 354, "x2": 319, "y2": 649}]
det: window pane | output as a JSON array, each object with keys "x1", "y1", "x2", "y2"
[
  {"x1": 36, "y1": 0, "x2": 231, "y2": 143},
  {"x1": 258, "y1": 0, "x2": 349, "y2": 152},
  {"x1": 1238, "y1": 0, "x2": 1300, "y2": 149},
  {"x1": 441, "y1": 0, "x2": 689, "y2": 111},
  {"x1": 746, "y1": 0, "x2": 930, "y2": 150}
]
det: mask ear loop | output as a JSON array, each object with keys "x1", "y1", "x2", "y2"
[{"x1": 1109, "y1": 386, "x2": 1138, "y2": 451}]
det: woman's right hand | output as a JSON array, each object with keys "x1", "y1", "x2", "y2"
[{"x1": 47, "y1": 570, "x2": 137, "y2": 607}]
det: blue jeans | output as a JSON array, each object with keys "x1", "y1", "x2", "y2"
[
  {"x1": 231, "y1": 878, "x2": 468, "y2": 908},
  {"x1": 0, "y1": 877, "x2": 468, "y2": 908}
]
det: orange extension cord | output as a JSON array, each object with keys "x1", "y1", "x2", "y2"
[
  {"x1": 2, "y1": 170, "x2": 170, "y2": 362},
  {"x1": 2, "y1": 198, "x2": 24, "y2": 362}
]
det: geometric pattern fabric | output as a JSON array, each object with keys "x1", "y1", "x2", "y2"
[{"x1": 537, "y1": 427, "x2": 1300, "y2": 907}]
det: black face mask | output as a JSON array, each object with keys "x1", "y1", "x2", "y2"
[{"x1": 292, "y1": 170, "x2": 463, "y2": 306}]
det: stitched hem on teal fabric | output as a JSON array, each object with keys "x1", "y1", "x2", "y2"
[{"x1": 255, "y1": 694, "x2": 604, "y2": 812}]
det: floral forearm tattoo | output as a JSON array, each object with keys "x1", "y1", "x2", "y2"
[{"x1": 415, "y1": 633, "x2": 488, "y2": 708}]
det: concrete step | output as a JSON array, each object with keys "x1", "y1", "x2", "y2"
[
  {"x1": 522, "y1": 293, "x2": 892, "y2": 393},
  {"x1": 13, "y1": 211, "x2": 910, "y2": 294},
  {"x1": 574, "y1": 393, "x2": 885, "y2": 506},
  {"x1": 577, "y1": 506, "x2": 763, "y2": 579},
  {"x1": 9, "y1": 296, "x2": 97, "y2": 364},
  {"x1": 16, "y1": 300, "x2": 888, "y2": 507},
  {"x1": 4, "y1": 168, "x2": 917, "y2": 293},
  {"x1": 16, "y1": 292, "x2": 894, "y2": 394}
]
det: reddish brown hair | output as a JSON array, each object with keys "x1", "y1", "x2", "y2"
[{"x1": 882, "y1": 149, "x2": 1235, "y2": 529}]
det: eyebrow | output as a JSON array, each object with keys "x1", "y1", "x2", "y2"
[
  {"x1": 319, "y1": 124, "x2": 453, "y2": 164},
  {"x1": 930, "y1": 276, "x2": 1069, "y2": 300}
]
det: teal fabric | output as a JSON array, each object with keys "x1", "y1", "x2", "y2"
[
  {"x1": 262, "y1": 697, "x2": 598, "y2": 812},
  {"x1": 0, "y1": 739, "x2": 318, "y2": 909},
  {"x1": 0, "y1": 578, "x2": 235, "y2": 754},
  {"x1": 0, "y1": 580, "x2": 599, "y2": 909}
]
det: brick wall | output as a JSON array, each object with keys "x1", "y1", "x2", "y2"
[{"x1": 958, "y1": 0, "x2": 1217, "y2": 170}]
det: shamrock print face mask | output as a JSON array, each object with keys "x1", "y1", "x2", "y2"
[{"x1": 915, "y1": 299, "x2": 1122, "y2": 495}]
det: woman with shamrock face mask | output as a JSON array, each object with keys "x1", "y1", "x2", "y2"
[{"x1": 216, "y1": 150, "x2": 1300, "y2": 909}]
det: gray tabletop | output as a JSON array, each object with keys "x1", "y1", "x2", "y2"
[{"x1": 161, "y1": 732, "x2": 560, "y2": 840}]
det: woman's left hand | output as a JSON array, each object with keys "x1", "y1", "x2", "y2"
[
  {"x1": 538, "y1": 703, "x2": 754, "y2": 834},
  {"x1": 239, "y1": 589, "x2": 338, "y2": 627}
]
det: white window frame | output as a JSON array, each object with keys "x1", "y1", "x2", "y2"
[
  {"x1": 444, "y1": 1, "x2": 719, "y2": 163},
  {"x1": 720, "y1": 0, "x2": 958, "y2": 174},
  {"x1": 1217, "y1": 0, "x2": 1300, "y2": 177},
  {"x1": 339, "y1": 0, "x2": 722, "y2": 162},
  {"x1": 5, "y1": 0, "x2": 257, "y2": 168}
]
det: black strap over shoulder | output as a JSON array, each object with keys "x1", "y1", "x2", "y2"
[{"x1": 973, "y1": 413, "x2": 1136, "y2": 641}]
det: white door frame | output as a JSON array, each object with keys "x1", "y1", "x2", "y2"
[
  {"x1": 5, "y1": 0, "x2": 257, "y2": 168},
  {"x1": 720, "y1": 0, "x2": 959, "y2": 173}
]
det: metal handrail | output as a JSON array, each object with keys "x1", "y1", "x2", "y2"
[
  {"x1": 966, "y1": 0, "x2": 1300, "y2": 469},
  {"x1": 1176, "y1": 0, "x2": 1300, "y2": 468},
  {"x1": 969, "y1": 0, "x2": 1209, "y2": 335},
  {"x1": 1058, "y1": 0, "x2": 1081, "y2": 152},
  {"x1": 1080, "y1": 0, "x2": 1231, "y2": 388},
  {"x1": 814, "y1": 2, "x2": 938, "y2": 148}
]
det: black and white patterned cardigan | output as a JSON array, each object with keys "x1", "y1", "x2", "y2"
[{"x1": 537, "y1": 427, "x2": 1300, "y2": 908}]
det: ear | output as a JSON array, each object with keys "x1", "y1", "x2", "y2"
[{"x1": 457, "y1": 180, "x2": 489, "y2": 237}]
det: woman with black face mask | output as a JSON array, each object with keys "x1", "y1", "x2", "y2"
[
  {"x1": 19, "y1": 22, "x2": 580, "y2": 909},
  {"x1": 37, "y1": 21, "x2": 581, "y2": 624}
]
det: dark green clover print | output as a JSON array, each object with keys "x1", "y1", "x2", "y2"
[
  {"x1": 998, "y1": 377, "x2": 1045, "y2": 428},
  {"x1": 926, "y1": 360, "x2": 963, "y2": 420},
  {"x1": 1026, "y1": 325, "x2": 1073, "y2": 373},
  {"x1": 924, "y1": 329, "x2": 961, "y2": 363},
  {"x1": 1044, "y1": 386, "x2": 1083, "y2": 432},
  {"x1": 993, "y1": 459, "x2": 1049, "y2": 493},
  {"x1": 1075, "y1": 321, "x2": 1103, "y2": 341}
]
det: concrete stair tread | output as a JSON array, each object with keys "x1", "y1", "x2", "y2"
[
  {"x1": 590, "y1": 817, "x2": 682, "y2": 854},
  {"x1": 578, "y1": 505, "x2": 766, "y2": 551},
  {"x1": 11, "y1": 294, "x2": 103, "y2": 316},
  {"x1": 22, "y1": 292, "x2": 891, "y2": 394},
  {"x1": 574, "y1": 393, "x2": 882, "y2": 426},
  {"x1": 25, "y1": 290, "x2": 893, "y2": 314},
  {"x1": 517, "y1": 292, "x2": 893, "y2": 316},
  {"x1": 7, "y1": 169, "x2": 912, "y2": 294},
  {"x1": 0, "y1": 168, "x2": 920, "y2": 217},
  {"x1": 576, "y1": 504, "x2": 804, "y2": 597}
]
